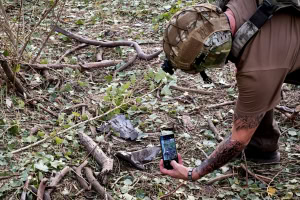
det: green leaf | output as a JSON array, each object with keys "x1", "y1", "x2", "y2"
[
  {"x1": 124, "y1": 179, "x2": 133, "y2": 186},
  {"x1": 13, "y1": 64, "x2": 21, "y2": 73},
  {"x1": 34, "y1": 160, "x2": 48, "y2": 172},
  {"x1": 288, "y1": 131, "x2": 297, "y2": 136},
  {"x1": 161, "y1": 85, "x2": 172, "y2": 96},
  {"x1": 25, "y1": 135, "x2": 38, "y2": 143},
  {"x1": 37, "y1": 131, "x2": 45, "y2": 137},
  {"x1": 40, "y1": 59, "x2": 48, "y2": 64},
  {"x1": 154, "y1": 69, "x2": 166, "y2": 83},
  {"x1": 55, "y1": 136, "x2": 64, "y2": 145},
  {"x1": 75, "y1": 19, "x2": 84, "y2": 25},
  {"x1": 105, "y1": 75, "x2": 113, "y2": 83},
  {"x1": 8, "y1": 121, "x2": 20, "y2": 135},
  {"x1": 18, "y1": 99, "x2": 25, "y2": 109},
  {"x1": 3, "y1": 50, "x2": 9, "y2": 57}
]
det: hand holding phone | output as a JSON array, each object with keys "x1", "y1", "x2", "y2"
[{"x1": 160, "y1": 133, "x2": 178, "y2": 170}]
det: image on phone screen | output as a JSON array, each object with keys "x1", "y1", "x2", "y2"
[{"x1": 161, "y1": 137, "x2": 177, "y2": 161}]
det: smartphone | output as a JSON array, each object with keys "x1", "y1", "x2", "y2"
[{"x1": 160, "y1": 133, "x2": 178, "y2": 170}]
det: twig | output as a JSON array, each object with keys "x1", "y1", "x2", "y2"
[
  {"x1": 18, "y1": 0, "x2": 59, "y2": 59},
  {"x1": 114, "y1": 54, "x2": 138, "y2": 78},
  {"x1": 21, "y1": 177, "x2": 30, "y2": 200},
  {"x1": 53, "y1": 25, "x2": 162, "y2": 60},
  {"x1": 160, "y1": 182, "x2": 186, "y2": 199},
  {"x1": 242, "y1": 151, "x2": 249, "y2": 187},
  {"x1": 57, "y1": 44, "x2": 89, "y2": 64},
  {"x1": 96, "y1": 48, "x2": 104, "y2": 62},
  {"x1": 61, "y1": 103, "x2": 88, "y2": 113},
  {"x1": 11, "y1": 83, "x2": 162, "y2": 154},
  {"x1": 207, "y1": 173, "x2": 236, "y2": 185},
  {"x1": 240, "y1": 164, "x2": 268, "y2": 184},
  {"x1": 208, "y1": 101, "x2": 235, "y2": 109},
  {"x1": 23, "y1": 61, "x2": 122, "y2": 70},
  {"x1": 74, "y1": 161, "x2": 90, "y2": 190},
  {"x1": 37, "y1": 178, "x2": 48, "y2": 200},
  {"x1": 44, "y1": 166, "x2": 71, "y2": 200},
  {"x1": 170, "y1": 85, "x2": 214, "y2": 95},
  {"x1": 30, "y1": 125, "x2": 52, "y2": 135},
  {"x1": 207, "y1": 119, "x2": 223, "y2": 142},
  {"x1": 39, "y1": 105, "x2": 58, "y2": 117},
  {"x1": 267, "y1": 167, "x2": 284, "y2": 189},
  {"x1": 84, "y1": 167, "x2": 114, "y2": 200}
]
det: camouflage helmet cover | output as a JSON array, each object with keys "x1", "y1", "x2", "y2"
[{"x1": 163, "y1": 3, "x2": 232, "y2": 73}]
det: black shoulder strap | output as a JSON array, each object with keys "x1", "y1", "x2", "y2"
[{"x1": 230, "y1": 0, "x2": 278, "y2": 59}]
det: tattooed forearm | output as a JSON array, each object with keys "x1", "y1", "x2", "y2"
[
  {"x1": 195, "y1": 136, "x2": 245, "y2": 177},
  {"x1": 233, "y1": 113, "x2": 265, "y2": 131}
]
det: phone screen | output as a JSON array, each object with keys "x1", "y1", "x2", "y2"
[{"x1": 160, "y1": 134, "x2": 178, "y2": 170}]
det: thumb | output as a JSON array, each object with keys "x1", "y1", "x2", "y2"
[{"x1": 170, "y1": 160, "x2": 179, "y2": 169}]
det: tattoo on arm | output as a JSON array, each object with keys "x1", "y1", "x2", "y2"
[
  {"x1": 195, "y1": 136, "x2": 245, "y2": 177},
  {"x1": 233, "y1": 113, "x2": 265, "y2": 131}
]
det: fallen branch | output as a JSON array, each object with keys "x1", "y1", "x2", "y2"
[
  {"x1": 74, "y1": 161, "x2": 90, "y2": 190},
  {"x1": 207, "y1": 119, "x2": 223, "y2": 142},
  {"x1": 57, "y1": 44, "x2": 89, "y2": 64},
  {"x1": 207, "y1": 173, "x2": 236, "y2": 185},
  {"x1": 114, "y1": 54, "x2": 138, "y2": 78},
  {"x1": 53, "y1": 25, "x2": 162, "y2": 60},
  {"x1": 79, "y1": 132, "x2": 113, "y2": 175},
  {"x1": 37, "y1": 178, "x2": 48, "y2": 200},
  {"x1": 208, "y1": 101, "x2": 235, "y2": 109},
  {"x1": 170, "y1": 85, "x2": 214, "y2": 95},
  {"x1": 84, "y1": 167, "x2": 114, "y2": 200},
  {"x1": 160, "y1": 182, "x2": 185, "y2": 199},
  {"x1": 44, "y1": 166, "x2": 71, "y2": 200},
  {"x1": 240, "y1": 164, "x2": 269, "y2": 184},
  {"x1": 96, "y1": 48, "x2": 104, "y2": 62}
]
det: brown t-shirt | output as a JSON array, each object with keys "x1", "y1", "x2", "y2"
[{"x1": 227, "y1": 0, "x2": 300, "y2": 116}]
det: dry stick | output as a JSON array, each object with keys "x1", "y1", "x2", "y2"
[
  {"x1": 44, "y1": 166, "x2": 71, "y2": 200},
  {"x1": 160, "y1": 182, "x2": 186, "y2": 199},
  {"x1": 39, "y1": 105, "x2": 58, "y2": 117},
  {"x1": 96, "y1": 48, "x2": 104, "y2": 62},
  {"x1": 32, "y1": 0, "x2": 66, "y2": 64},
  {"x1": 61, "y1": 103, "x2": 88, "y2": 113},
  {"x1": 170, "y1": 85, "x2": 214, "y2": 95},
  {"x1": 84, "y1": 167, "x2": 114, "y2": 200},
  {"x1": 207, "y1": 173, "x2": 236, "y2": 185},
  {"x1": 242, "y1": 151, "x2": 249, "y2": 187},
  {"x1": 23, "y1": 61, "x2": 122, "y2": 70},
  {"x1": 11, "y1": 84, "x2": 162, "y2": 154},
  {"x1": 79, "y1": 132, "x2": 113, "y2": 175},
  {"x1": 21, "y1": 177, "x2": 30, "y2": 200},
  {"x1": 0, "y1": 59, "x2": 31, "y2": 98},
  {"x1": 114, "y1": 54, "x2": 138, "y2": 78},
  {"x1": 30, "y1": 125, "x2": 52, "y2": 135},
  {"x1": 57, "y1": 44, "x2": 89, "y2": 64},
  {"x1": 208, "y1": 101, "x2": 235, "y2": 109},
  {"x1": 240, "y1": 164, "x2": 268, "y2": 185},
  {"x1": 74, "y1": 161, "x2": 90, "y2": 190},
  {"x1": 37, "y1": 178, "x2": 48, "y2": 200},
  {"x1": 18, "y1": 0, "x2": 59, "y2": 59},
  {"x1": 53, "y1": 25, "x2": 162, "y2": 60},
  {"x1": 207, "y1": 119, "x2": 224, "y2": 142}
]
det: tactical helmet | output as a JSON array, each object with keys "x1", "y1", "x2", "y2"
[{"x1": 163, "y1": 3, "x2": 232, "y2": 74}]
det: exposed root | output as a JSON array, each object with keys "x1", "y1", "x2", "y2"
[
  {"x1": 74, "y1": 161, "x2": 90, "y2": 190},
  {"x1": 37, "y1": 178, "x2": 48, "y2": 200}
]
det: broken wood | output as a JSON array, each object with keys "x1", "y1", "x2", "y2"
[
  {"x1": 114, "y1": 54, "x2": 138, "y2": 77},
  {"x1": 170, "y1": 85, "x2": 214, "y2": 95},
  {"x1": 44, "y1": 166, "x2": 71, "y2": 200},
  {"x1": 74, "y1": 160, "x2": 90, "y2": 190},
  {"x1": 208, "y1": 101, "x2": 235, "y2": 109},
  {"x1": 21, "y1": 178, "x2": 30, "y2": 200},
  {"x1": 96, "y1": 48, "x2": 104, "y2": 62},
  {"x1": 240, "y1": 164, "x2": 269, "y2": 184},
  {"x1": 78, "y1": 132, "x2": 113, "y2": 175},
  {"x1": 84, "y1": 167, "x2": 114, "y2": 200},
  {"x1": 37, "y1": 178, "x2": 48, "y2": 200},
  {"x1": 207, "y1": 173, "x2": 236, "y2": 185},
  {"x1": 53, "y1": 25, "x2": 162, "y2": 60},
  {"x1": 57, "y1": 44, "x2": 89, "y2": 64},
  {"x1": 207, "y1": 119, "x2": 223, "y2": 142},
  {"x1": 23, "y1": 60, "x2": 122, "y2": 70}
]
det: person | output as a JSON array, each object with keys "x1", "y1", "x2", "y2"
[{"x1": 160, "y1": 0, "x2": 300, "y2": 181}]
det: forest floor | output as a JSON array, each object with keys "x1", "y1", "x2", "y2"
[{"x1": 0, "y1": 0, "x2": 299, "y2": 199}]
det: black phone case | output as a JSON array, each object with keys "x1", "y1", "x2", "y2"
[{"x1": 160, "y1": 134, "x2": 178, "y2": 170}]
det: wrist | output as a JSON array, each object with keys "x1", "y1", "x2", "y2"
[{"x1": 187, "y1": 167, "x2": 199, "y2": 181}]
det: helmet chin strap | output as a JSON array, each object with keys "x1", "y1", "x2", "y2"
[{"x1": 200, "y1": 71, "x2": 213, "y2": 84}]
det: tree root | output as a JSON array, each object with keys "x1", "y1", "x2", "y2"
[
  {"x1": 114, "y1": 54, "x2": 138, "y2": 78},
  {"x1": 207, "y1": 119, "x2": 223, "y2": 142},
  {"x1": 78, "y1": 132, "x2": 113, "y2": 175},
  {"x1": 57, "y1": 43, "x2": 89, "y2": 64},
  {"x1": 207, "y1": 173, "x2": 236, "y2": 185},
  {"x1": 37, "y1": 178, "x2": 48, "y2": 200},
  {"x1": 44, "y1": 166, "x2": 71, "y2": 200},
  {"x1": 170, "y1": 85, "x2": 214, "y2": 95},
  {"x1": 21, "y1": 178, "x2": 30, "y2": 200},
  {"x1": 84, "y1": 167, "x2": 114, "y2": 200},
  {"x1": 53, "y1": 25, "x2": 162, "y2": 60}
]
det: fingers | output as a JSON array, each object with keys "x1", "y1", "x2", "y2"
[
  {"x1": 177, "y1": 153, "x2": 183, "y2": 165},
  {"x1": 170, "y1": 160, "x2": 179, "y2": 169},
  {"x1": 159, "y1": 159, "x2": 170, "y2": 174}
]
